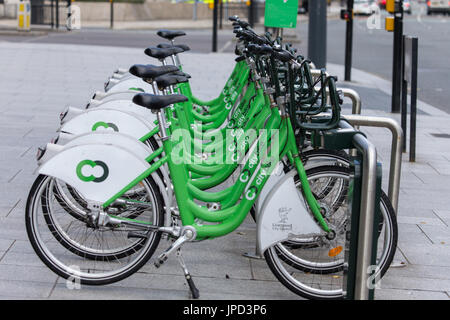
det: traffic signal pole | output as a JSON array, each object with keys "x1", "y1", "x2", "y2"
[
  {"x1": 212, "y1": 0, "x2": 218, "y2": 52},
  {"x1": 391, "y1": 4, "x2": 403, "y2": 113},
  {"x1": 386, "y1": 0, "x2": 404, "y2": 113}
]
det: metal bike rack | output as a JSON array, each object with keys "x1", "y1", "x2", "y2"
[
  {"x1": 311, "y1": 68, "x2": 362, "y2": 117},
  {"x1": 341, "y1": 116, "x2": 406, "y2": 271},
  {"x1": 314, "y1": 121, "x2": 383, "y2": 300},
  {"x1": 312, "y1": 70, "x2": 402, "y2": 212},
  {"x1": 310, "y1": 122, "x2": 382, "y2": 300},
  {"x1": 341, "y1": 115, "x2": 403, "y2": 214},
  {"x1": 351, "y1": 133, "x2": 378, "y2": 300},
  {"x1": 342, "y1": 88, "x2": 362, "y2": 118},
  {"x1": 321, "y1": 87, "x2": 362, "y2": 117}
]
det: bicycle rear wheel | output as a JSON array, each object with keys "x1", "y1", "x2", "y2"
[{"x1": 263, "y1": 165, "x2": 397, "y2": 299}]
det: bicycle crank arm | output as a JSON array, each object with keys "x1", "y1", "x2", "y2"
[{"x1": 154, "y1": 226, "x2": 197, "y2": 268}]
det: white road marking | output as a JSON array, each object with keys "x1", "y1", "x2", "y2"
[{"x1": 219, "y1": 40, "x2": 233, "y2": 53}]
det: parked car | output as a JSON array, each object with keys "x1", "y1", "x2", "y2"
[
  {"x1": 427, "y1": 0, "x2": 450, "y2": 15},
  {"x1": 353, "y1": 0, "x2": 379, "y2": 15},
  {"x1": 403, "y1": 0, "x2": 412, "y2": 14}
]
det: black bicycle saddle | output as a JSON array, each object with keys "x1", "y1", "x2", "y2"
[{"x1": 133, "y1": 93, "x2": 188, "y2": 111}]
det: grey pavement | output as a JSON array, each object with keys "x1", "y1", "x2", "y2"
[
  {"x1": 2, "y1": 3, "x2": 449, "y2": 115},
  {"x1": 0, "y1": 40, "x2": 449, "y2": 300}
]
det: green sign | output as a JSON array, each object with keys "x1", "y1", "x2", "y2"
[{"x1": 264, "y1": 0, "x2": 299, "y2": 28}]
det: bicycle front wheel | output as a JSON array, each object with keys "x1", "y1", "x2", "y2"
[{"x1": 25, "y1": 174, "x2": 164, "y2": 286}]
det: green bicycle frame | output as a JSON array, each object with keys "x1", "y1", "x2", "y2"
[{"x1": 102, "y1": 98, "x2": 330, "y2": 241}]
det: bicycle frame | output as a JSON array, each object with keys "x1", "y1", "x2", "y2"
[{"x1": 101, "y1": 94, "x2": 330, "y2": 241}]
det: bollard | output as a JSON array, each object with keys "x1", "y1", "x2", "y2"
[
  {"x1": 193, "y1": 0, "x2": 198, "y2": 21},
  {"x1": 17, "y1": 0, "x2": 31, "y2": 32},
  {"x1": 402, "y1": 36, "x2": 418, "y2": 162},
  {"x1": 110, "y1": 0, "x2": 114, "y2": 29}
]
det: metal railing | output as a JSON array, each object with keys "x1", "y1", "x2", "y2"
[{"x1": 31, "y1": 0, "x2": 69, "y2": 28}]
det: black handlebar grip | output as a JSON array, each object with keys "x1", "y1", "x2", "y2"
[
  {"x1": 272, "y1": 50, "x2": 295, "y2": 62},
  {"x1": 259, "y1": 44, "x2": 273, "y2": 54}
]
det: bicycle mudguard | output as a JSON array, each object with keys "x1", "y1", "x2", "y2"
[
  {"x1": 110, "y1": 71, "x2": 133, "y2": 81},
  {"x1": 38, "y1": 143, "x2": 151, "y2": 204},
  {"x1": 60, "y1": 106, "x2": 84, "y2": 124},
  {"x1": 52, "y1": 131, "x2": 153, "y2": 162},
  {"x1": 91, "y1": 90, "x2": 140, "y2": 103},
  {"x1": 42, "y1": 135, "x2": 172, "y2": 221},
  {"x1": 254, "y1": 161, "x2": 285, "y2": 215},
  {"x1": 59, "y1": 109, "x2": 156, "y2": 141},
  {"x1": 106, "y1": 78, "x2": 153, "y2": 94},
  {"x1": 62, "y1": 100, "x2": 157, "y2": 125},
  {"x1": 256, "y1": 169, "x2": 323, "y2": 255}
]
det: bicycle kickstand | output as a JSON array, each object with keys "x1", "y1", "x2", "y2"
[{"x1": 176, "y1": 248, "x2": 200, "y2": 299}]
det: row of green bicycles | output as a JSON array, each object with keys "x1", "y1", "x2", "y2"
[{"x1": 25, "y1": 16, "x2": 397, "y2": 300}]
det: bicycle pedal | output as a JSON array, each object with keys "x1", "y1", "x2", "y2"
[{"x1": 154, "y1": 254, "x2": 168, "y2": 268}]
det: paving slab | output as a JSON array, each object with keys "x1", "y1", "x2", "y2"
[
  {"x1": 0, "y1": 239, "x2": 14, "y2": 252},
  {"x1": 380, "y1": 274, "x2": 450, "y2": 293},
  {"x1": 376, "y1": 288, "x2": 449, "y2": 300},
  {"x1": 397, "y1": 216, "x2": 446, "y2": 227},
  {"x1": 400, "y1": 243, "x2": 450, "y2": 267},
  {"x1": 0, "y1": 280, "x2": 55, "y2": 299},
  {"x1": 0, "y1": 264, "x2": 59, "y2": 283},
  {"x1": 418, "y1": 225, "x2": 450, "y2": 245}
]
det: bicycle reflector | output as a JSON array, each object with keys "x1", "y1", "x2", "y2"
[
  {"x1": 59, "y1": 107, "x2": 69, "y2": 121},
  {"x1": 50, "y1": 134, "x2": 60, "y2": 145},
  {"x1": 36, "y1": 146, "x2": 46, "y2": 161},
  {"x1": 328, "y1": 246, "x2": 343, "y2": 257}
]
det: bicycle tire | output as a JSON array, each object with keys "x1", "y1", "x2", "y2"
[
  {"x1": 26, "y1": 174, "x2": 164, "y2": 285},
  {"x1": 263, "y1": 165, "x2": 398, "y2": 299}
]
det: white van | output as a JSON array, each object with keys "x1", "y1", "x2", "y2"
[{"x1": 427, "y1": 0, "x2": 450, "y2": 15}]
